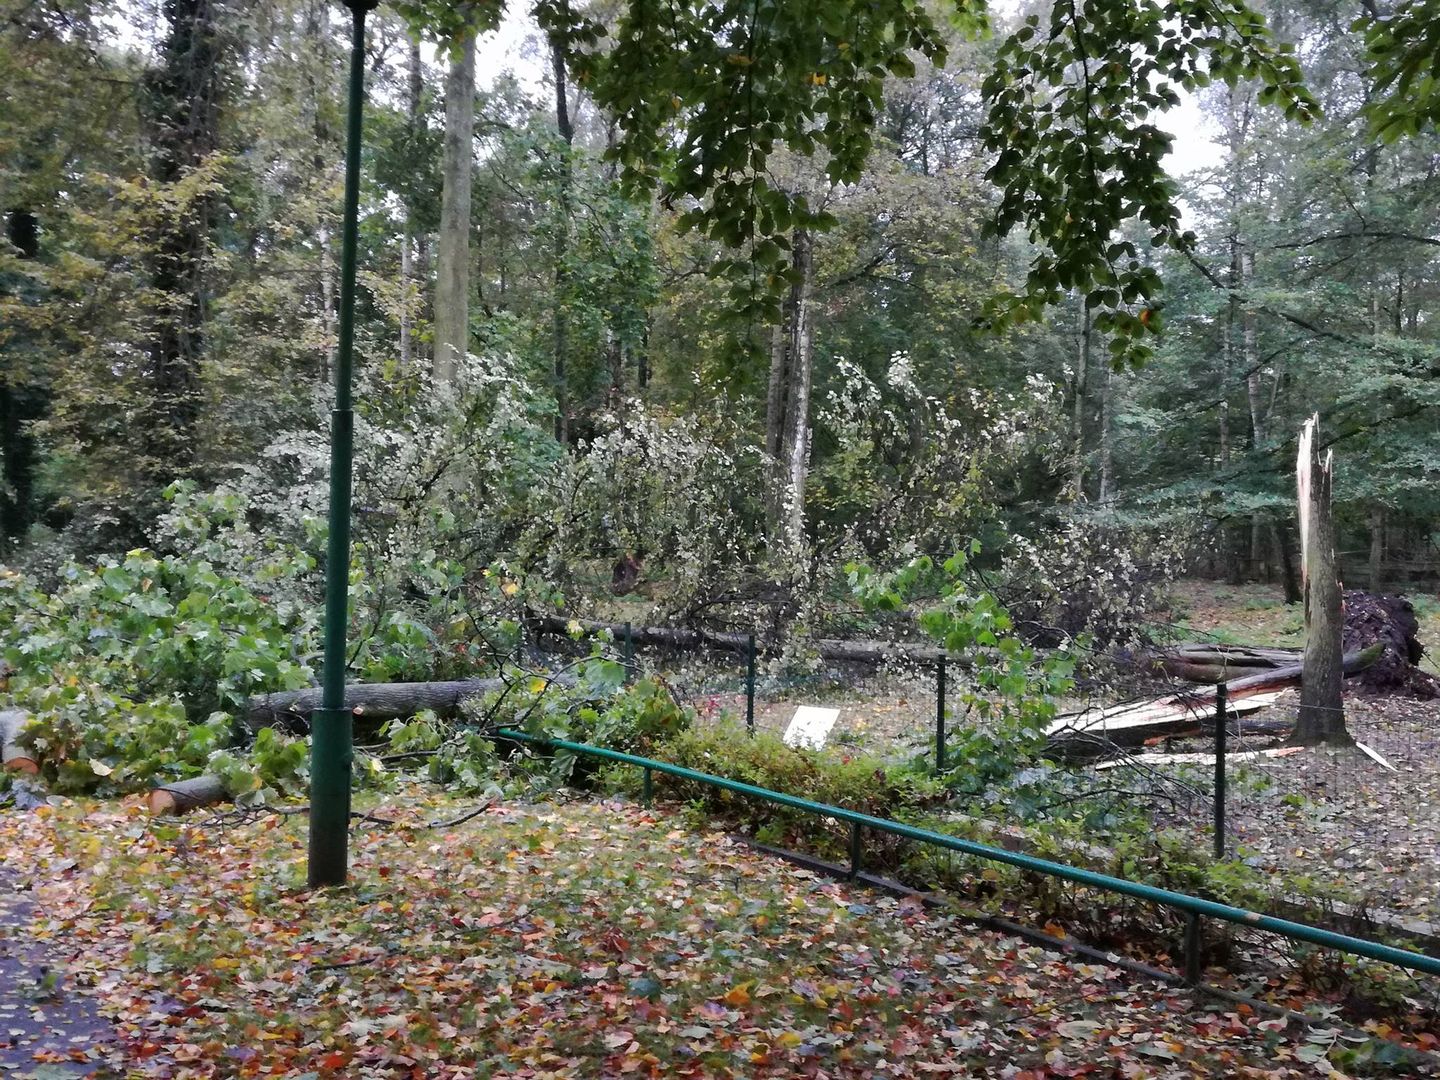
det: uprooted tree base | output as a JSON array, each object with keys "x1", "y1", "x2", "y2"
[{"x1": 1155, "y1": 590, "x2": 1437, "y2": 699}]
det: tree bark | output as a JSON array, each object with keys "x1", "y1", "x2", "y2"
[
  {"x1": 1292, "y1": 415, "x2": 1350, "y2": 747},
  {"x1": 149, "y1": 775, "x2": 228, "y2": 815},
  {"x1": 527, "y1": 613, "x2": 958, "y2": 666},
  {"x1": 141, "y1": 0, "x2": 224, "y2": 482},
  {"x1": 1070, "y1": 296, "x2": 1090, "y2": 501},
  {"x1": 1368, "y1": 506, "x2": 1385, "y2": 592},
  {"x1": 244, "y1": 678, "x2": 503, "y2": 732},
  {"x1": 1098, "y1": 342, "x2": 1114, "y2": 503},
  {"x1": 433, "y1": 34, "x2": 475, "y2": 385},
  {"x1": 550, "y1": 34, "x2": 574, "y2": 442},
  {"x1": 399, "y1": 39, "x2": 423, "y2": 372},
  {"x1": 779, "y1": 228, "x2": 815, "y2": 546}
]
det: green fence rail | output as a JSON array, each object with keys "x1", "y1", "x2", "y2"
[{"x1": 496, "y1": 728, "x2": 1440, "y2": 981}]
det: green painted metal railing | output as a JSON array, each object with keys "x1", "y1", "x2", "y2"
[{"x1": 497, "y1": 728, "x2": 1440, "y2": 979}]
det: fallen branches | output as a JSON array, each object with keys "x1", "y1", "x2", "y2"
[{"x1": 1046, "y1": 644, "x2": 1383, "y2": 761}]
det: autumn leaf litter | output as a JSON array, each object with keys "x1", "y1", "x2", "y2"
[{"x1": 0, "y1": 791, "x2": 1429, "y2": 1078}]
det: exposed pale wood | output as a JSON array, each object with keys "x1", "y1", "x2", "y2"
[
  {"x1": 1355, "y1": 740, "x2": 1398, "y2": 772},
  {"x1": 0, "y1": 708, "x2": 39, "y2": 774},
  {"x1": 1046, "y1": 644, "x2": 1381, "y2": 760},
  {"x1": 148, "y1": 775, "x2": 228, "y2": 815},
  {"x1": 1095, "y1": 746, "x2": 1305, "y2": 770},
  {"x1": 1294, "y1": 415, "x2": 1350, "y2": 746}
]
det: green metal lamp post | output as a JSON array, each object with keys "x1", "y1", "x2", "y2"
[{"x1": 308, "y1": 0, "x2": 378, "y2": 888}]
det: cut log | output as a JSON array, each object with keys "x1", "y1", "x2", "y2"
[
  {"x1": 244, "y1": 678, "x2": 502, "y2": 733},
  {"x1": 0, "y1": 708, "x2": 39, "y2": 774},
  {"x1": 1046, "y1": 643, "x2": 1382, "y2": 761},
  {"x1": 527, "y1": 614, "x2": 953, "y2": 666},
  {"x1": 148, "y1": 775, "x2": 229, "y2": 815}
]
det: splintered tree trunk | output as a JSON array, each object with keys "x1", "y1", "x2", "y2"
[
  {"x1": 1292, "y1": 416, "x2": 1350, "y2": 747},
  {"x1": 433, "y1": 34, "x2": 475, "y2": 385}
]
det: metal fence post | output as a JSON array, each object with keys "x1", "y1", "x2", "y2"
[
  {"x1": 746, "y1": 633, "x2": 756, "y2": 737},
  {"x1": 849, "y1": 822, "x2": 863, "y2": 880},
  {"x1": 1184, "y1": 912, "x2": 1203, "y2": 985},
  {"x1": 642, "y1": 767, "x2": 653, "y2": 809},
  {"x1": 1214, "y1": 682, "x2": 1228, "y2": 860},
  {"x1": 935, "y1": 652, "x2": 948, "y2": 773}
]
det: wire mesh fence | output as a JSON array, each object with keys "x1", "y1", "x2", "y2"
[{"x1": 533, "y1": 623, "x2": 1440, "y2": 960}]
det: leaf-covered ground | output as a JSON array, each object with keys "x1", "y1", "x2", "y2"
[{"x1": 1, "y1": 791, "x2": 1435, "y2": 1078}]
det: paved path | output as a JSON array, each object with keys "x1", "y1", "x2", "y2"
[{"x1": 1, "y1": 852, "x2": 118, "y2": 1077}]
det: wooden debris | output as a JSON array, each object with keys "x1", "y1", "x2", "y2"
[
  {"x1": 1095, "y1": 747, "x2": 1306, "y2": 770},
  {"x1": 148, "y1": 775, "x2": 229, "y2": 815}
]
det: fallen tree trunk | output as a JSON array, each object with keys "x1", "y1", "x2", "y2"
[
  {"x1": 527, "y1": 614, "x2": 951, "y2": 665},
  {"x1": 1156, "y1": 589, "x2": 1435, "y2": 697},
  {"x1": 244, "y1": 678, "x2": 502, "y2": 733},
  {"x1": 1046, "y1": 643, "x2": 1383, "y2": 761},
  {"x1": 149, "y1": 775, "x2": 229, "y2": 815},
  {"x1": 0, "y1": 709, "x2": 39, "y2": 774}
]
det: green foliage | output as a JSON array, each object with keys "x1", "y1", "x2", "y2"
[
  {"x1": 569, "y1": 0, "x2": 953, "y2": 329},
  {"x1": 981, "y1": 0, "x2": 1316, "y2": 366},
  {"x1": 627, "y1": 721, "x2": 942, "y2": 842},
  {"x1": 848, "y1": 546, "x2": 1076, "y2": 792},
  {"x1": 1360, "y1": 0, "x2": 1440, "y2": 140},
  {"x1": 206, "y1": 727, "x2": 310, "y2": 801}
]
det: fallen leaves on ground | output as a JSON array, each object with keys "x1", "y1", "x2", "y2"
[{"x1": 0, "y1": 790, "x2": 1434, "y2": 1078}]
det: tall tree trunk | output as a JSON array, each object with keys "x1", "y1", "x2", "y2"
[
  {"x1": 399, "y1": 39, "x2": 423, "y2": 372},
  {"x1": 1219, "y1": 293, "x2": 1233, "y2": 465},
  {"x1": 0, "y1": 209, "x2": 45, "y2": 546},
  {"x1": 550, "y1": 36, "x2": 574, "y2": 443},
  {"x1": 1069, "y1": 297, "x2": 1090, "y2": 501},
  {"x1": 764, "y1": 318, "x2": 789, "y2": 528},
  {"x1": 433, "y1": 34, "x2": 475, "y2": 385},
  {"x1": 777, "y1": 227, "x2": 815, "y2": 547},
  {"x1": 1271, "y1": 520, "x2": 1301, "y2": 604},
  {"x1": 1368, "y1": 506, "x2": 1385, "y2": 592},
  {"x1": 1292, "y1": 416, "x2": 1350, "y2": 747},
  {"x1": 305, "y1": 0, "x2": 334, "y2": 381},
  {"x1": 142, "y1": 0, "x2": 223, "y2": 484},
  {"x1": 764, "y1": 227, "x2": 814, "y2": 543},
  {"x1": 1098, "y1": 345, "x2": 1114, "y2": 503}
]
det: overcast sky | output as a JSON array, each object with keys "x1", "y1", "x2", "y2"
[{"x1": 471, "y1": 7, "x2": 1223, "y2": 190}]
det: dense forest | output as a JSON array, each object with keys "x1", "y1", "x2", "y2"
[
  {"x1": 6, "y1": 2, "x2": 1440, "y2": 1072},
  {"x1": 4, "y1": 0, "x2": 1436, "y2": 619}
]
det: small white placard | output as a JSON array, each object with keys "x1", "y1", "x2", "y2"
[{"x1": 783, "y1": 706, "x2": 840, "y2": 750}]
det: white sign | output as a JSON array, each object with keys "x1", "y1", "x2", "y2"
[{"x1": 783, "y1": 706, "x2": 840, "y2": 750}]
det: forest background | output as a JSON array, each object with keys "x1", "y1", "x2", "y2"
[{"x1": 2, "y1": 0, "x2": 1438, "y2": 670}]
